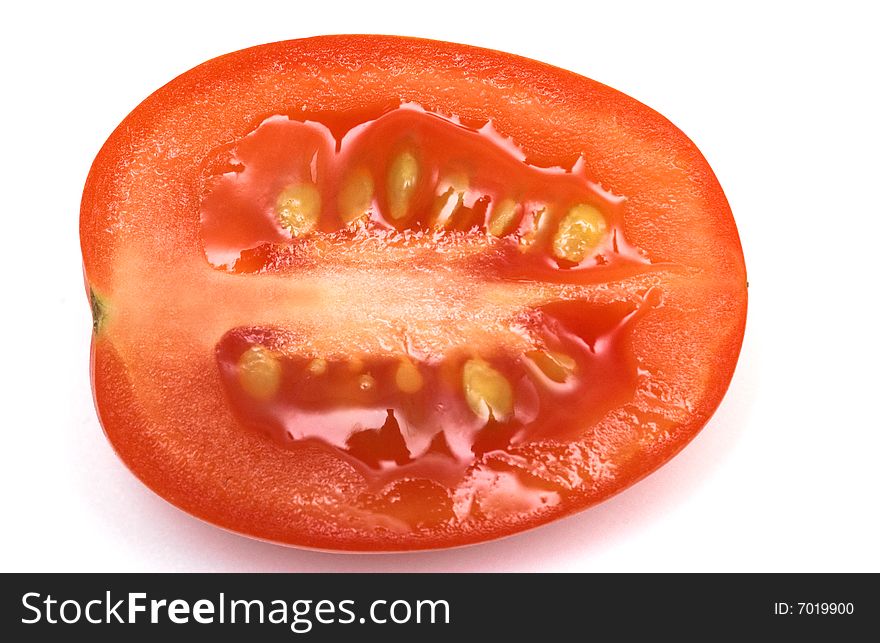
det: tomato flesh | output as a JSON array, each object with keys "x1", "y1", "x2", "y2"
[{"x1": 81, "y1": 36, "x2": 747, "y2": 550}]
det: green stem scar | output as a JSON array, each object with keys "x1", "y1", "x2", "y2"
[{"x1": 90, "y1": 288, "x2": 108, "y2": 333}]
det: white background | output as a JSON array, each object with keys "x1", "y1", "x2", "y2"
[{"x1": 2, "y1": 0, "x2": 878, "y2": 572}]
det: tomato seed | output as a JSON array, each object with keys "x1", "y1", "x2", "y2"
[
  {"x1": 552, "y1": 203, "x2": 607, "y2": 263},
  {"x1": 277, "y1": 183, "x2": 321, "y2": 236},
  {"x1": 525, "y1": 350, "x2": 577, "y2": 383},
  {"x1": 432, "y1": 171, "x2": 468, "y2": 228},
  {"x1": 358, "y1": 373, "x2": 377, "y2": 391},
  {"x1": 386, "y1": 150, "x2": 419, "y2": 220},
  {"x1": 487, "y1": 198, "x2": 520, "y2": 237},
  {"x1": 338, "y1": 167, "x2": 374, "y2": 223},
  {"x1": 395, "y1": 360, "x2": 424, "y2": 393},
  {"x1": 237, "y1": 345, "x2": 282, "y2": 400},
  {"x1": 462, "y1": 358, "x2": 514, "y2": 421},
  {"x1": 307, "y1": 358, "x2": 328, "y2": 375}
]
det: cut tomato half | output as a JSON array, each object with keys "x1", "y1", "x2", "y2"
[{"x1": 81, "y1": 35, "x2": 747, "y2": 551}]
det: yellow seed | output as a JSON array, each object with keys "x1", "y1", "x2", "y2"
[
  {"x1": 525, "y1": 350, "x2": 577, "y2": 383},
  {"x1": 276, "y1": 183, "x2": 321, "y2": 236},
  {"x1": 358, "y1": 373, "x2": 376, "y2": 391},
  {"x1": 387, "y1": 150, "x2": 419, "y2": 220},
  {"x1": 433, "y1": 171, "x2": 468, "y2": 227},
  {"x1": 462, "y1": 358, "x2": 514, "y2": 421},
  {"x1": 488, "y1": 198, "x2": 520, "y2": 236},
  {"x1": 307, "y1": 358, "x2": 327, "y2": 376},
  {"x1": 395, "y1": 360, "x2": 424, "y2": 393},
  {"x1": 432, "y1": 188, "x2": 461, "y2": 228},
  {"x1": 552, "y1": 203, "x2": 607, "y2": 262},
  {"x1": 237, "y1": 345, "x2": 282, "y2": 400},
  {"x1": 338, "y1": 167, "x2": 374, "y2": 223}
]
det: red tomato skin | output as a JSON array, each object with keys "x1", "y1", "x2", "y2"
[{"x1": 81, "y1": 35, "x2": 747, "y2": 551}]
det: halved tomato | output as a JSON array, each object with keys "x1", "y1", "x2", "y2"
[{"x1": 80, "y1": 35, "x2": 747, "y2": 550}]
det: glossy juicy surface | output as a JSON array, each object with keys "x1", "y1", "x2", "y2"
[{"x1": 81, "y1": 36, "x2": 747, "y2": 550}]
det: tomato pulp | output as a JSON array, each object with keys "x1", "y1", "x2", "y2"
[{"x1": 81, "y1": 36, "x2": 747, "y2": 550}]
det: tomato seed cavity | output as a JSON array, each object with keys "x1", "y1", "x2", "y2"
[{"x1": 205, "y1": 105, "x2": 652, "y2": 481}]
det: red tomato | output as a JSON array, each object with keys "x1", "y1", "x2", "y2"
[{"x1": 81, "y1": 35, "x2": 747, "y2": 550}]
